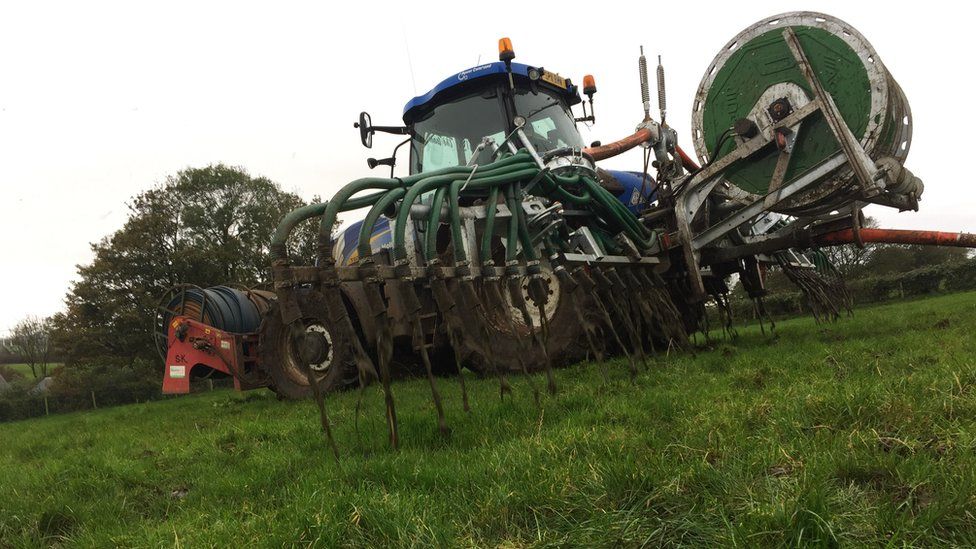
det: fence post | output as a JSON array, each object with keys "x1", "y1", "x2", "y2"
[
  {"x1": 91, "y1": 390, "x2": 97, "y2": 410},
  {"x1": 208, "y1": 379, "x2": 214, "y2": 392},
  {"x1": 44, "y1": 396, "x2": 49, "y2": 416}
]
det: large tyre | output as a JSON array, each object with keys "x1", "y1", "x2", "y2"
[
  {"x1": 260, "y1": 289, "x2": 358, "y2": 400},
  {"x1": 462, "y1": 267, "x2": 590, "y2": 374}
]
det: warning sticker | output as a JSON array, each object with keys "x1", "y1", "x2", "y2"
[
  {"x1": 169, "y1": 365, "x2": 186, "y2": 379},
  {"x1": 220, "y1": 340, "x2": 231, "y2": 350}
]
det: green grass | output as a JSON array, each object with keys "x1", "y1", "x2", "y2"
[
  {"x1": 1, "y1": 363, "x2": 61, "y2": 380},
  {"x1": 2, "y1": 293, "x2": 976, "y2": 547}
]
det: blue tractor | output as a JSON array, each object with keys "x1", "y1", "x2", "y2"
[
  {"x1": 256, "y1": 42, "x2": 676, "y2": 400},
  {"x1": 334, "y1": 60, "x2": 656, "y2": 267},
  {"x1": 165, "y1": 14, "x2": 948, "y2": 434}
]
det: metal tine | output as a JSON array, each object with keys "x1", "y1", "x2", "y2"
[
  {"x1": 483, "y1": 274, "x2": 539, "y2": 405},
  {"x1": 635, "y1": 269, "x2": 688, "y2": 350},
  {"x1": 289, "y1": 319, "x2": 339, "y2": 462},
  {"x1": 327, "y1": 285, "x2": 375, "y2": 451},
  {"x1": 427, "y1": 263, "x2": 471, "y2": 412},
  {"x1": 592, "y1": 267, "x2": 646, "y2": 373},
  {"x1": 607, "y1": 267, "x2": 652, "y2": 367},
  {"x1": 314, "y1": 269, "x2": 384, "y2": 453},
  {"x1": 526, "y1": 273, "x2": 558, "y2": 394},
  {"x1": 553, "y1": 265, "x2": 607, "y2": 382},
  {"x1": 621, "y1": 268, "x2": 660, "y2": 357},
  {"x1": 651, "y1": 271, "x2": 691, "y2": 348},
  {"x1": 458, "y1": 276, "x2": 514, "y2": 399},
  {"x1": 393, "y1": 265, "x2": 450, "y2": 437},
  {"x1": 358, "y1": 257, "x2": 400, "y2": 449},
  {"x1": 574, "y1": 266, "x2": 639, "y2": 380},
  {"x1": 506, "y1": 273, "x2": 557, "y2": 395}
]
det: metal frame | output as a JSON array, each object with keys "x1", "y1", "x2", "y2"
[{"x1": 674, "y1": 23, "x2": 903, "y2": 298}]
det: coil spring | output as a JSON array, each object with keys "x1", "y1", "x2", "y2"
[
  {"x1": 639, "y1": 47, "x2": 650, "y2": 117},
  {"x1": 656, "y1": 56, "x2": 667, "y2": 117}
]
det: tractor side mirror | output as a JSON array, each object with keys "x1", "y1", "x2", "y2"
[
  {"x1": 354, "y1": 112, "x2": 410, "y2": 149},
  {"x1": 367, "y1": 157, "x2": 396, "y2": 169},
  {"x1": 355, "y1": 111, "x2": 373, "y2": 148}
]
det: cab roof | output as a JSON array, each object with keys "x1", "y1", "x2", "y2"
[{"x1": 402, "y1": 61, "x2": 581, "y2": 125}]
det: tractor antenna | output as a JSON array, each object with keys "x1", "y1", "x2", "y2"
[{"x1": 401, "y1": 23, "x2": 418, "y2": 94}]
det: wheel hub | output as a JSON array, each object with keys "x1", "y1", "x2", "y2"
[
  {"x1": 297, "y1": 324, "x2": 333, "y2": 373},
  {"x1": 508, "y1": 270, "x2": 560, "y2": 329}
]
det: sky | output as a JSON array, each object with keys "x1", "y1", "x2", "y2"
[{"x1": 1, "y1": 0, "x2": 972, "y2": 334}]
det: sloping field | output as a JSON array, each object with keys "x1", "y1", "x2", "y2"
[{"x1": 2, "y1": 293, "x2": 975, "y2": 546}]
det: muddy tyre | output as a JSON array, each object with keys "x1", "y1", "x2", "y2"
[
  {"x1": 461, "y1": 269, "x2": 590, "y2": 374},
  {"x1": 260, "y1": 289, "x2": 358, "y2": 400}
]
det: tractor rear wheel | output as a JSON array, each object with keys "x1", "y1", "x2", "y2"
[{"x1": 260, "y1": 289, "x2": 358, "y2": 400}]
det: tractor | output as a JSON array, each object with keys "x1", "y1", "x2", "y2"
[{"x1": 156, "y1": 12, "x2": 974, "y2": 446}]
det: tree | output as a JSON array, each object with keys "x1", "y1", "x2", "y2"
[
  {"x1": 50, "y1": 164, "x2": 320, "y2": 369},
  {"x1": 817, "y1": 216, "x2": 879, "y2": 277},
  {"x1": 11, "y1": 316, "x2": 53, "y2": 379},
  {"x1": 863, "y1": 243, "x2": 969, "y2": 275}
]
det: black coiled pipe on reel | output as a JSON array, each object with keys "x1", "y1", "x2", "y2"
[{"x1": 154, "y1": 284, "x2": 275, "y2": 359}]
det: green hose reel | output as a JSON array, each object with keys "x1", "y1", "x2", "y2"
[{"x1": 691, "y1": 12, "x2": 913, "y2": 215}]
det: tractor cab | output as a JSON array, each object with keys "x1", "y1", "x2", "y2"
[
  {"x1": 401, "y1": 65, "x2": 657, "y2": 212},
  {"x1": 352, "y1": 39, "x2": 656, "y2": 229},
  {"x1": 355, "y1": 59, "x2": 591, "y2": 175},
  {"x1": 401, "y1": 62, "x2": 585, "y2": 174}
]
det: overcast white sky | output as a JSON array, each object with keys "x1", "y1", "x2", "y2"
[{"x1": 1, "y1": 0, "x2": 972, "y2": 334}]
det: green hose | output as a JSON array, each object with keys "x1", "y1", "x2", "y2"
[
  {"x1": 447, "y1": 177, "x2": 468, "y2": 263},
  {"x1": 479, "y1": 185, "x2": 500, "y2": 265},
  {"x1": 317, "y1": 159, "x2": 526, "y2": 264},
  {"x1": 317, "y1": 178, "x2": 404, "y2": 265},
  {"x1": 534, "y1": 172, "x2": 592, "y2": 206},
  {"x1": 275, "y1": 147, "x2": 656, "y2": 278},
  {"x1": 578, "y1": 174, "x2": 655, "y2": 249},
  {"x1": 504, "y1": 184, "x2": 520, "y2": 263},
  {"x1": 393, "y1": 156, "x2": 538, "y2": 262},
  {"x1": 513, "y1": 182, "x2": 538, "y2": 262},
  {"x1": 424, "y1": 186, "x2": 448, "y2": 262},
  {"x1": 357, "y1": 188, "x2": 406, "y2": 260},
  {"x1": 270, "y1": 190, "x2": 390, "y2": 263},
  {"x1": 443, "y1": 168, "x2": 542, "y2": 264}
]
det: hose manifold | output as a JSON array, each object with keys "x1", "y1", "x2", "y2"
[{"x1": 393, "y1": 260, "x2": 413, "y2": 280}]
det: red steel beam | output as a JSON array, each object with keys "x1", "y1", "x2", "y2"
[
  {"x1": 675, "y1": 145, "x2": 700, "y2": 171},
  {"x1": 813, "y1": 228, "x2": 976, "y2": 248}
]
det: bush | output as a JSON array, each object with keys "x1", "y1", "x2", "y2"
[
  {"x1": 731, "y1": 259, "x2": 976, "y2": 323},
  {"x1": 846, "y1": 260, "x2": 976, "y2": 304},
  {"x1": 0, "y1": 364, "x2": 26, "y2": 382},
  {"x1": 0, "y1": 361, "x2": 162, "y2": 422},
  {"x1": 48, "y1": 361, "x2": 160, "y2": 410}
]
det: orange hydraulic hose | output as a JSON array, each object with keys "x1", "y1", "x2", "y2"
[
  {"x1": 813, "y1": 228, "x2": 976, "y2": 248},
  {"x1": 582, "y1": 128, "x2": 701, "y2": 172},
  {"x1": 583, "y1": 128, "x2": 653, "y2": 160}
]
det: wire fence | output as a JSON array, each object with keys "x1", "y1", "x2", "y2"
[{"x1": 0, "y1": 377, "x2": 236, "y2": 422}]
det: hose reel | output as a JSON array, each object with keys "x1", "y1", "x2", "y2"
[{"x1": 691, "y1": 12, "x2": 917, "y2": 215}]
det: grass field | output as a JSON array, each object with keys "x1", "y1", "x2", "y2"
[
  {"x1": 0, "y1": 363, "x2": 61, "y2": 380},
  {"x1": 2, "y1": 293, "x2": 975, "y2": 547}
]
